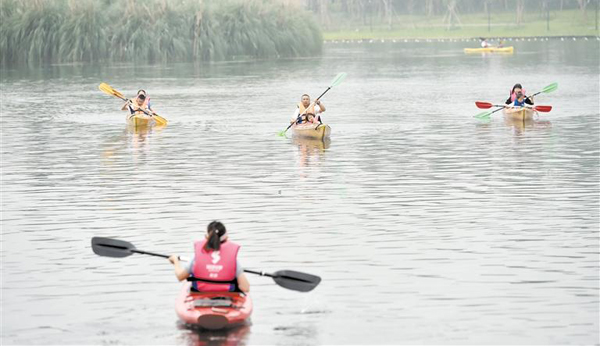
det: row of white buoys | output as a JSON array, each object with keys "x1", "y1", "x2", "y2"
[{"x1": 324, "y1": 36, "x2": 600, "y2": 44}]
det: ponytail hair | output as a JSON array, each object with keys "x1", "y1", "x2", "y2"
[{"x1": 204, "y1": 221, "x2": 226, "y2": 251}]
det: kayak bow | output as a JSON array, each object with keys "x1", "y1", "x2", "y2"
[{"x1": 292, "y1": 123, "x2": 331, "y2": 140}]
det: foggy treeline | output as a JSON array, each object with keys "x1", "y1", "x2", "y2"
[
  {"x1": 0, "y1": 0, "x2": 322, "y2": 65},
  {"x1": 294, "y1": 0, "x2": 597, "y2": 28}
]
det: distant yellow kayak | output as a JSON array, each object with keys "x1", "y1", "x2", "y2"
[{"x1": 464, "y1": 46, "x2": 514, "y2": 54}]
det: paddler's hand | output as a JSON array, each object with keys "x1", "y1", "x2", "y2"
[{"x1": 168, "y1": 255, "x2": 179, "y2": 265}]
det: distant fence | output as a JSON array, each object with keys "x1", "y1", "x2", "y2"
[{"x1": 324, "y1": 36, "x2": 600, "y2": 44}]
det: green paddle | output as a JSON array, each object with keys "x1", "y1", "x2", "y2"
[
  {"x1": 278, "y1": 72, "x2": 347, "y2": 137},
  {"x1": 526, "y1": 82, "x2": 558, "y2": 101},
  {"x1": 91, "y1": 237, "x2": 321, "y2": 293}
]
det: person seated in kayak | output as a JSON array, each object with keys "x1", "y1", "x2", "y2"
[
  {"x1": 505, "y1": 84, "x2": 534, "y2": 107},
  {"x1": 121, "y1": 89, "x2": 154, "y2": 116},
  {"x1": 480, "y1": 38, "x2": 491, "y2": 48},
  {"x1": 291, "y1": 94, "x2": 326, "y2": 125},
  {"x1": 168, "y1": 221, "x2": 250, "y2": 294}
]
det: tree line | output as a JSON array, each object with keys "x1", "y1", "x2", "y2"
[{"x1": 295, "y1": 0, "x2": 598, "y2": 29}]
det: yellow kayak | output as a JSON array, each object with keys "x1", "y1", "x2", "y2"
[
  {"x1": 464, "y1": 46, "x2": 514, "y2": 54},
  {"x1": 292, "y1": 123, "x2": 331, "y2": 140},
  {"x1": 126, "y1": 114, "x2": 157, "y2": 128},
  {"x1": 503, "y1": 106, "x2": 536, "y2": 121}
]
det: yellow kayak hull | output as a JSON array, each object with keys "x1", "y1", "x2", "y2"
[
  {"x1": 464, "y1": 46, "x2": 514, "y2": 54},
  {"x1": 292, "y1": 123, "x2": 331, "y2": 140},
  {"x1": 503, "y1": 107, "x2": 536, "y2": 121},
  {"x1": 127, "y1": 114, "x2": 156, "y2": 128}
]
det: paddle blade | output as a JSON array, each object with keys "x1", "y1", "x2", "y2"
[
  {"x1": 475, "y1": 101, "x2": 493, "y2": 109},
  {"x1": 152, "y1": 114, "x2": 168, "y2": 126},
  {"x1": 98, "y1": 83, "x2": 114, "y2": 96},
  {"x1": 474, "y1": 111, "x2": 492, "y2": 120},
  {"x1": 534, "y1": 105, "x2": 552, "y2": 112},
  {"x1": 91, "y1": 237, "x2": 135, "y2": 258},
  {"x1": 98, "y1": 83, "x2": 126, "y2": 100},
  {"x1": 330, "y1": 72, "x2": 347, "y2": 87},
  {"x1": 278, "y1": 122, "x2": 294, "y2": 137},
  {"x1": 272, "y1": 270, "x2": 321, "y2": 292},
  {"x1": 542, "y1": 82, "x2": 558, "y2": 94}
]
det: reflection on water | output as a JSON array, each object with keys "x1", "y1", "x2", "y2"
[
  {"x1": 1, "y1": 39, "x2": 599, "y2": 345},
  {"x1": 178, "y1": 323, "x2": 251, "y2": 346},
  {"x1": 503, "y1": 116, "x2": 553, "y2": 136},
  {"x1": 293, "y1": 137, "x2": 331, "y2": 171},
  {"x1": 102, "y1": 124, "x2": 168, "y2": 162}
]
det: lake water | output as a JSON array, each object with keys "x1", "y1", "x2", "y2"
[{"x1": 1, "y1": 38, "x2": 599, "y2": 345}]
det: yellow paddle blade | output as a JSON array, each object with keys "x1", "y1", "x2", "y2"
[
  {"x1": 98, "y1": 83, "x2": 126, "y2": 100},
  {"x1": 98, "y1": 83, "x2": 113, "y2": 95},
  {"x1": 152, "y1": 114, "x2": 168, "y2": 126}
]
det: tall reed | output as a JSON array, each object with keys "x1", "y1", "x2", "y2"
[{"x1": 0, "y1": 0, "x2": 322, "y2": 65}]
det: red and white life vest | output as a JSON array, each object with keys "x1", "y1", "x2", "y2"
[{"x1": 191, "y1": 239, "x2": 240, "y2": 292}]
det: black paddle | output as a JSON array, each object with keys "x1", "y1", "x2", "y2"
[{"x1": 91, "y1": 237, "x2": 321, "y2": 293}]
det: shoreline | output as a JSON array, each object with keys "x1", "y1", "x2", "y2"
[{"x1": 323, "y1": 35, "x2": 600, "y2": 43}]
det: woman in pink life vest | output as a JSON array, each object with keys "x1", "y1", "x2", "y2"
[
  {"x1": 121, "y1": 89, "x2": 155, "y2": 116},
  {"x1": 168, "y1": 221, "x2": 250, "y2": 293},
  {"x1": 505, "y1": 83, "x2": 534, "y2": 106}
]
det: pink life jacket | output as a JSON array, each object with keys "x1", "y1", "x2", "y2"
[
  {"x1": 510, "y1": 89, "x2": 527, "y2": 102},
  {"x1": 191, "y1": 239, "x2": 240, "y2": 292},
  {"x1": 129, "y1": 97, "x2": 151, "y2": 116}
]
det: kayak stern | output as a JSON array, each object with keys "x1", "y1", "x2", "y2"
[{"x1": 175, "y1": 282, "x2": 253, "y2": 330}]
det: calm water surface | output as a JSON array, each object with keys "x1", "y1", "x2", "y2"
[{"x1": 2, "y1": 39, "x2": 599, "y2": 345}]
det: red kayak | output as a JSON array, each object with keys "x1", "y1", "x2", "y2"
[{"x1": 175, "y1": 282, "x2": 253, "y2": 330}]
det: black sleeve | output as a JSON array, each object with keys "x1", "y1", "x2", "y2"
[
  {"x1": 525, "y1": 98, "x2": 534, "y2": 105},
  {"x1": 505, "y1": 97, "x2": 512, "y2": 105}
]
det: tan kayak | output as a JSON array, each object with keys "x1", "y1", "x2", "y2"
[
  {"x1": 292, "y1": 123, "x2": 331, "y2": 140},
  {"x1": 503, "y1": 107, "x2": 536, "y2": 121},
  {"x1": 464, "y1": 46, "x2": 514, "y2": 54}
]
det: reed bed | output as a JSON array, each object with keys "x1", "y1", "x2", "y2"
[{"x1": 0, "y1": 0, "x2": 322, "y2": 65}]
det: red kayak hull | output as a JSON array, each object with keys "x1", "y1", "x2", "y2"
[{"x1": 175, "y1": 282, "x2": 252, "y2": 330}]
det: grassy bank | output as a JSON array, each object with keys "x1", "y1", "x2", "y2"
[
  {"x1": 0, "y1": 0, "x2": 322, "y2": 65},
  {"x1": 323, "y1": 9, "x2": 599, "y2": 40}
]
